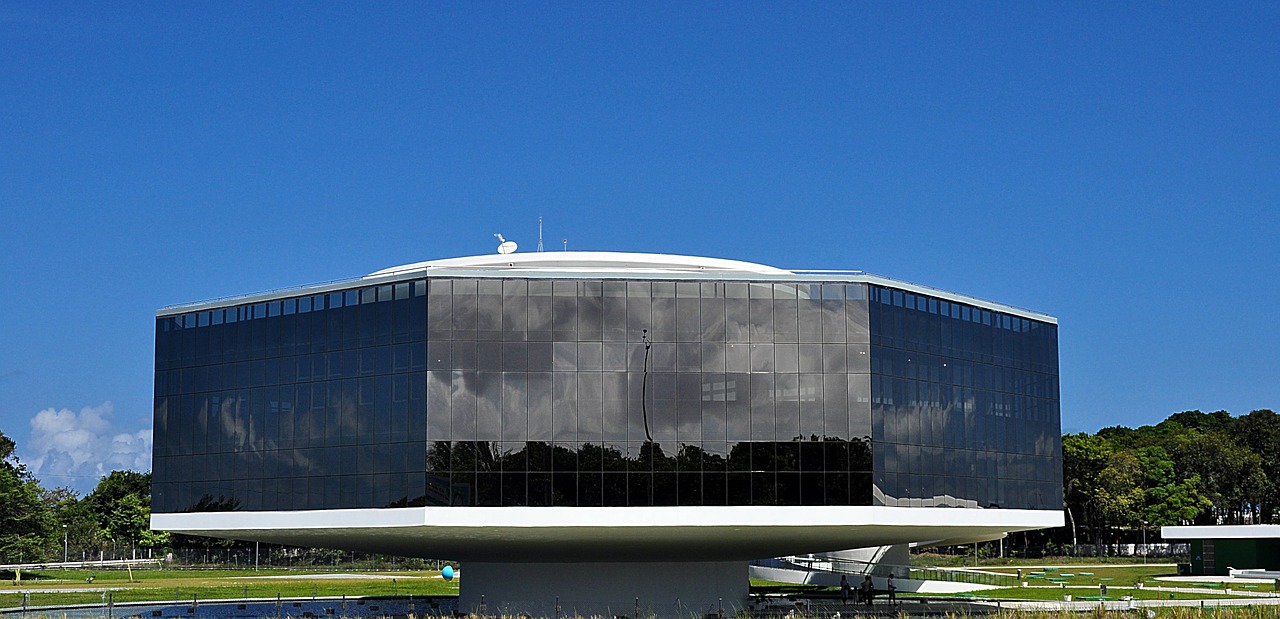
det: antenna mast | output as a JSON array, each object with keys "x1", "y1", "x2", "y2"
[{"x1": 537, "y1": 217, "x2": 544, "y2": 252}]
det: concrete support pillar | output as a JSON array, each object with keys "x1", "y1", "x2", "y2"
[{"x1": 459, "y1": 561, "x2": 748, "y2": 618}]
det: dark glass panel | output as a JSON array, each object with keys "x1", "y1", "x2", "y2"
[
  {"x1": 602, "y1": 472, "x2": 626, "y2": 506},
  {"x1": 727, "y1": 471, "x2": 751, "y2": 505},
  {"x1": 677, "y1": 472, "x2": 701, "y2": 505},
  {"x1": 475, "y1": 472, "x2": 500, "y2": 506},
  {"x1": 528, "y1": 472, "x2": 552, "y2": 506},
  {"x1": 577, "y1": 342, "x2": 602, "y2": 371},
  {"x1": 627, "y1": 472, "x2": 652, "y2": 506},
  {"x1": 552, "y1": 471, "x2": 576, "y2": 506},
  {"x1": 698, "y1": 391, "x2": 725, "y2": 443},
  {"x1": 703, "y1": 471, "x2": 726, "y2": 505},
  {"x1": 476, "y1": 280, "x2": 502, "y2": 340},
  {"x1": 700, "y1": 285, "x2": 725, "y2": 342},
  {"x1": 602, "y1": 443, "x2": 627, "y2": 472},
  {"x1": 502, "y1": 279, "x2": 529, "y2": 342},
  {"x1": 776, "y1": 472, "x2": 801, "y2": 506},
  {"x1": 578, "y1": 472, "x2": 602, "y2": 506},
  {"x1": 749, "y1": 374, "x2": 774, "y2": 440},
  {"x1": 578, "y1": 289, "x2": 603, "y2": 341},
  {"x1": 501, "y1": 472, "x2": 527, "y2": 506},
  {"x1": 750, "y1": 471, "x2": 775, "y2": 505},
  {"x1": 652, "y1": 472, "x2": 677, "y2": 506},
  {"x1": 774, "y1": 442, "x2": 798, "y2": 474},
  {"x1": 749, "y1": 343, "x2": 773, "y2": 372}
]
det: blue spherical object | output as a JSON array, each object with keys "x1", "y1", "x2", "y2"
[{"x1": 442, "y1": 565, "x2": 455, "y2": 581}]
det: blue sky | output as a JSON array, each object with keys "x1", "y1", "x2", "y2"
[{"x1": 2, "y1": 2, "x2": 1277, "y2": 493}]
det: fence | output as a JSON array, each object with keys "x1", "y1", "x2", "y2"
[
  {"x1": 916, "y1": 542, "x2": 1190, "y2": 561},
  {"x1": 757, "y1": 555, "x2": 1020, "y2": 588},
  {"x1": 3, "y1": 545, "x2": 450, "y2": 573},
  {"x1": 908, "y1": 566, "x2": 1019, "y2": 587}
]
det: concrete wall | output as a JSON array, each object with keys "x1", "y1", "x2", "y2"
[{"x1": 459, "y1": 561, "x2": 748, "y2": 618}]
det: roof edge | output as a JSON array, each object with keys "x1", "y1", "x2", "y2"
[{"x1": 367, "y1": 251, "x2": 793, "y2": 277}]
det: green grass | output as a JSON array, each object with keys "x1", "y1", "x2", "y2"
[
  {"x1": 983, "y1": 564, "x2": 1177, "y2": 586},
  {"x1": 2, "y1": 568, "x2": 459, "y2": 610},
  {"x1": 748, "y1": 579, "x2": 830, "y2": 596},
  {"x1": 913, "y1": 552, "x2": 1180, "y2": 568},
  {"x1": 10, "y1": 566, "x2": 1256, "y2": 612},
  {"x1": 919, "y1": 587, "x2": 1251, "y2": 602}
]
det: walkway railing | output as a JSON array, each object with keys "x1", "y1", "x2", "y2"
[{"x1": 756, "y1": 555, "x2": 1019, "y2": 587}]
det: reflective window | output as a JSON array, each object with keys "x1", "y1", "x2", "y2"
[{"x1": 153, "y1": 278, "x2": 1058, "y2": 513}]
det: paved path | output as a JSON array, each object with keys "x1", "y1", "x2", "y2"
[{"x1": 994, "y1": 597, "x2": 1280, "y2": 612}]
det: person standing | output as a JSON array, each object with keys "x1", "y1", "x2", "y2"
[
  {"x1": 840, "y1": 574, "x2": 851, "y2": 605},
  {"x1": 887, "y1": 573, "x2": 897, "y2": 604},
  {"x1": 861, "y1": 575, "x2": 874, "y2": 606}
]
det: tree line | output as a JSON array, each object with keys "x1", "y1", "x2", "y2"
[
  {"x1": 1, "y1": 430, "x2": 165, "y2": 564},
  {"x1": 5, "y1": 408, "x2": 1279, "y2": 563},
  {"x1": 1062, "y1": 408, "x2": 1280, "y2": 550}
]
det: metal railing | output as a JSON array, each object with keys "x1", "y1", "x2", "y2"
[
  {"x1": 909, "y1": 566, "x2": 1020, "y2": 587},
  {"x1": 757, "y1": 555, "x2": 1020, "y2": 588}
]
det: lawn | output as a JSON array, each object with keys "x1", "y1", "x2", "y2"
[
  {"x1": 981, "y1": 564, "x2": 1177, "y2": 586},
  {"x1": 912, "y1": 552, "x2": 1180, "y2": 568},
  {"x1": 8, "y1": 566, "x2": 1260, "y2": 611},
  {"x1": 754, "y1": 564, "x2": 1268, "y2": 604},
  {"x1": 2, "y1": 568, "x2": 459, "y2": 610},
  {"x1": 919, "y1": 587, "x2": 1250, "y2": 602}
]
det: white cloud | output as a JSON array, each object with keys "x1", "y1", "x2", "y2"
[{"x1": 25, "y1": 401, "x2": 152, "y2": 492}]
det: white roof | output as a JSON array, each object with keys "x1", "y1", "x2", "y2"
[
  {"x1": 158, "y1": 251, "x2": 1056, "y2": 324},
  {"x1": 1162, "y1": 525, "x2": 1280, "y2": 540},
  {"x1": 368, "y1": 251, "x2": 793, "y2": 277}
]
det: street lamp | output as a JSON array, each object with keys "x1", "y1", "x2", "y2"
[{"x1": 62, "y1": 524, "x2": 68, "y2": 563}]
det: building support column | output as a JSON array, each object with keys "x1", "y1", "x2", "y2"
[{"x1": 459, "y1": 560, "x2": 748, "y2": 618}]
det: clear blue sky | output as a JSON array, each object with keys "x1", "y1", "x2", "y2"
[{"x1": 2, "y1": 2, "x2": 1277, "y2": 493}]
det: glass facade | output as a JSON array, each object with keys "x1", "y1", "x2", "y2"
[
  {"x1": 867, "y1": 286, "x2": 1061, "y2": 509},
  {"x1": 153, "y1": 275, "x2": 1060, "y2": 513}
]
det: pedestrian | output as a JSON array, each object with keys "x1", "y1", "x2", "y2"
[
  {"x1": 887, "y1": 573, "x2": 897, "y2": 604},
  {"x1": 861, "y1": 575, "x2": 874, "y2": 606},
  {"x1": 840, "y1": 574, "x2": 851, "y2": 606}
]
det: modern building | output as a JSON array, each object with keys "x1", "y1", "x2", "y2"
[
  {"x1": 151, "y1": 252, "x2": 1062, "y2": 616},
  {"x1": 1162, "y1": 525, "x2": 1280, "y2": 576}
]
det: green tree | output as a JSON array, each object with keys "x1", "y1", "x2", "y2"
[
  {"x1": 84, "y1": 470, "x2": 155, "y2": 556},
  {"x1": 105, "y1": 493, "x2": 150, "y2": 549},
  {"x1": 86, "y1": 470, "x2": 151, "y2": 514},
  {"x1": 1167, "y1": 428, "x2": 1267, "y2": 524},
  {"x1": 1164, "y1": 409, "x2": 1234, "y2": 434},
  {"x1": 1095, "y1": 449, "x2": 1144, "y2": 531},
  {"x1": 1234, "y1": 409, "x2": 1280, "y2": 522},
  {"x1": 1134, "y1": 445, "x2": 1211, "y2": 525},
  {"x1": 1145, "y1": 474, "x2": 1213, "y2": 525},
  {"x1": 1062, "y1": 432, "x2": 1112, "y2": 548},
  {"x1": 0, "y1": 430, "x2": 57, "y2": 562},
  {"x1": 58, "y1": 494, "x2": 106, "y2": 558}
]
